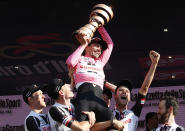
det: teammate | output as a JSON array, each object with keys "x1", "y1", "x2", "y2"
[
  {"x1": 110, "y1": 50, "x2": 160, "y2": 131},
  {"x1": 154, "y1": 96, "x2": 185, "y2": 131},
  {"x1": 66, "y1": 26, "x2": 114, "y2": 123},
  {"x1": 22, "y1": 84, "x2": 51, "y2": 131},
  {"x1": 46, "y1": 78, "x2": 96, "y2": 131}
]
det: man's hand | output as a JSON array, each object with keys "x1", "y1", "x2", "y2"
[
  {"x1": 149, "y1": 50, "x2": 160, "y2": 64},
  {"x1": 75, "y1": 31, "x2": 91, "y2": 46},
  {"x1": 112, "y1": 119, "x2": 124, "y2": 131},
  {"x1": 82, "y1": 111, "x2": 96, "y2": 127}
]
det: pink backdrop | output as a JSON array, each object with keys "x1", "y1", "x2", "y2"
[{"x1": 0, "y1": 86, "x2": 185, "y2": 130}]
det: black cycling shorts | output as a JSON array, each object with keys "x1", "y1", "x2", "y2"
[{"x1": 74, "y1": 83, "x2": 113, "y2": 122}]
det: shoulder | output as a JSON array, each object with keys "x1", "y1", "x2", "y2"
[
  {"x1": 25, "y1": 116, "x2": 40, "y2": 127},
  {"x1": 25, "y1": 111, "x2": 40, "y2": 122},
  {"x1": 26, "y1": 115, "x2": 39, "y2": 122},
  {"x1": 176, "y1": 125, "x2": 185, "y2": 131},
  {"x1": 49, "y1": 105, "x2": 65, "y2": 115}
]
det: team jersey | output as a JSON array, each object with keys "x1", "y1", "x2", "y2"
[
  {"x1": 154, "y1": 123, "x2": 185, "y2": 131},
  {"x1": 112, "y1": 93, "x2": 146, "y2": 131},
  {"x1": 66, "y1": 26, "x2": 114, "y2": 89},
  {"x1": 48, "y1": 102, "x2": 75, "y2": 131},
  {"x1": 24, "y1": 111, "x2": 51, "y2": 131}
]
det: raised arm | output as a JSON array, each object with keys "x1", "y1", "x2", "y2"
[
  {"x1": 66, "y1": 44, "x2": 86, "y2": 67},
  {"x1": 98, "y1": 26, "x2": 114, "y2": 67},
  {"x1": 104, "y1": 80, "x2": 117, "y2": 93},
  {"x1": 139, "y1": 50, "x2": 160, "y2": 95},
  {"x1": 66, "y1": 32, "x2": 90, "y2": 67}
]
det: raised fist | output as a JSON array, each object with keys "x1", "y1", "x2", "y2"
[{"x1": 149, "y1": 50, "x2": 160, "y2": 64}]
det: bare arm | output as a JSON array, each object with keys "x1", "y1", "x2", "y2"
[
  {"x1": 70, "y1": 111, "x2": 96, "y2": 131},
  {"x1": 70, "y1": 121, "x2": 91, "y2": 131},
  {"x1": 68, "y1": 66, "x2": 75, "y2": 90},
  {"x1": 139, "y1": 50, "x2": 160, "y2": 95},
  {"x1": 66, "y1": 32, "x2": 90, "y2": 67},
  {"x1": 90, "y1": 119, "x2": 124, "y2": 131},
  {"x1": 104, "y1": 81, "x2": 117, "y2": 93},
  {"x1": 49, "y1": 107, "x2": 94, "y2": 131},
  {"x1": 90, "y1": 120, "x2": 112, "y2": 131}
]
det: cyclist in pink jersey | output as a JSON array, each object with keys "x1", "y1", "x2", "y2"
[
  {"x1": 66, "y1": 26, "x2": 117, "y2": 125},
  {"x1": 67, "y1": 26, "x2": 113, "y2": 89}
]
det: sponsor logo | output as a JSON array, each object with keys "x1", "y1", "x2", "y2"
[{"x1": 0, "y1": 33, "x2": 76, "y2": 59}]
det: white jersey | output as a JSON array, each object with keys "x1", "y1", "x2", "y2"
[
  {"x1": 154, "y1": 123, "x2": 185, "y2": 131},
  {"x1": 112, "y1": 93, "x2": 146, "y2": 131},
  {"x1": 48, "y1": 102, "x2": 75, "y2": 131},
  {"x1": 25, "y1": 111, "x2": 51, "y2": 131},
  {"x1": 113, "y1": 109, "x2": 138, "y2": 131}
]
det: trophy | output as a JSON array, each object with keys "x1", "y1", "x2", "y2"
[{"x1": 72, "y1": 3, "x2": 114, "y2": 44}]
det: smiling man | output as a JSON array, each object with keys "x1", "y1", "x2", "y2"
[
  {"x1": 66, "y1": 26, "x2": 114, "y2": 123},
  {"x1": 154, "y1": 96, "x2": 185, "y2": 131},
  {"x1": 22, "y1": 84, "x2": 51, "y2": 131},
  {"x1": 111, "y1": 50, "x2": 160, "y2": 131}
]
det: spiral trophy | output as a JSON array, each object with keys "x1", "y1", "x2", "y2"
[{"x1": 72, "y1": 3, "x2": 114, "y2": 44}]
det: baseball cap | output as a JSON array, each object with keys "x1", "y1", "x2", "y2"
[
  {"x1": 115, "y1": 79, "x2": 133, "y2": 93},
  {"x1": 89, "y1": 37, "x2": 107, "y2": 51},
  {"x1": 22, "y1": 84, "x2": 43, "y2": 104},
  {"x1": 46, "y1": 78, "x2": 65, "y2": 100}
]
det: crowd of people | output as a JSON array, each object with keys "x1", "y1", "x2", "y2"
[{"x1": 22, "y1": 25, "x2": 185, "y2": 131}]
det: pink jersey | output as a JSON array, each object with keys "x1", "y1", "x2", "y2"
[{"x1": 66, "y1": 26, "x2": 114, "y2": 89}]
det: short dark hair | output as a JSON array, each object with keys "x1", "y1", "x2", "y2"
[
  {"x1": 103, "y1": 89, "x2": 112, "y2": 99},
  {"x1": 115, "y1": 79, "x2": 133, "y2": 94},
  {"x1": 89, "y1": 37, "x2": 107, "y2": 51},
  {"x1": 145, "y1": 112, "x2": 157, "y2": 124},
  {"x1": 160, "y1": 96, "x2": 179, "y2": 116}
]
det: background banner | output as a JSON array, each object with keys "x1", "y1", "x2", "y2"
[{"x1": 0, "y1": 86, "x2": 185, "y2": 130}]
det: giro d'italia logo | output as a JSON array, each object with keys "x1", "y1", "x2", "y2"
[{"x1": 0, "y1": 33, "x2": 76, "y2": 59}]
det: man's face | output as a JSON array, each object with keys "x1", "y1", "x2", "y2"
[
  {"x1": 61, "y1": 84, "x2": 74, "y2": 99},
  {"x1": 115, "y1": 86, "x2": 130, "y2": 106},
  {"x1": 89, "y1": 43, "x2": 102, "y2": 58},
  {"x1": 30, "y1": 90, "x2": 46, "y2": 109},
  {"x1": 157, "y1": 100, "x2": 169, "y2": 124}
]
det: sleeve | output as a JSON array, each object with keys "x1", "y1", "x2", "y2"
[
  {"x1": 131, "y1": 93, "x2": 146, "y2": 117},
  {"x1": 98, "y1": 26, "x2": 114, "y2": 67},
  {"x1": 66, "y1": 44, "x2": 86, "y2": 67},
  {"x1": 176, "y1": 126, "x2": 185, "y2": 131},
  {"x1": 49, "y1": 106, "x2": 74, "y2": 128},
  {"x1": 26, "y1": 116, "x2": 41, "y2": 131}
]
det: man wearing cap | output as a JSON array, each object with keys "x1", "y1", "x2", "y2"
[
  {"x1": 46, "y1": 78, "x2": 96, "y2": 131},
  {"x1": 22, "y1": 84, "x2": 51, "y2": 131},
  {"x1": 66, "y1": 26, "x2": 114, "y2": 123},
  {"x1": 110, "y1": 50, "x2": 160, "y2": 131}
]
